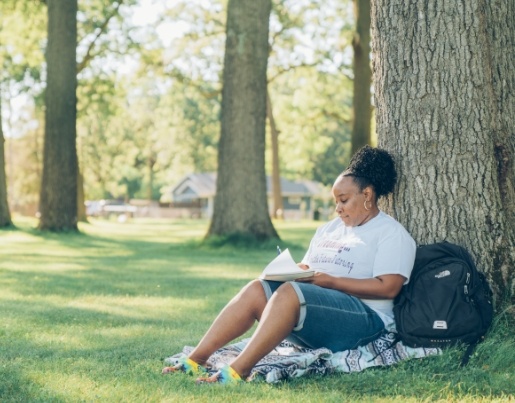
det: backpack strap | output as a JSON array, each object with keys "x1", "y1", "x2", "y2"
[{"x1": 460, "y1": 341, "x2": 479, "y2": 367}]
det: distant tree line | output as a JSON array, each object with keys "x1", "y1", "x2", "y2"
[{"x1": 0, "y1": 0, "x2": 363, "y2": 227}]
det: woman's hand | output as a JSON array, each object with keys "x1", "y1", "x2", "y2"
[
  {"x1": 297, "y1": 263, "x2": 310, "y2": 271},
  {"x1": 295, "y1": 272, "x2": 335, "y2": 288},
  {"x1": 295, "y1": 273, "x2": 406, "y2": 300}
]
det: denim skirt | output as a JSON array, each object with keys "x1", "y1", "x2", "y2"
[{"x1": 260, "y1": 280, "x2": 385, "y2": 352}]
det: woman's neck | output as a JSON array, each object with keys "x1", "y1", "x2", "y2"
[{"x1": 358, "y1": 208, "x2": 380, "y2": 226}]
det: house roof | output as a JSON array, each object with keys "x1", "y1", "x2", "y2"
[
  {"x1": 171, "y1": 172, "x2": 327, "y2": 202},
  {"x1": 172, "y1": 172, "x2": 217, "y2": 202}
]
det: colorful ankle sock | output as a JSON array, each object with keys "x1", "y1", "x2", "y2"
[
  {"x1": 196, "y1": 365, "x2": 243, "y2": 385},
  {"x1": 162, "y1": 357, "x2": 207, "y2": 375}
]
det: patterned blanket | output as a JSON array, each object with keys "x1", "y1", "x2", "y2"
[{"x1": 164, "y1": 332, "x2": 441, "y2": 383}]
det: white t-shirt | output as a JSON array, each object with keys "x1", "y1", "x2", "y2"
[{"x1": 301, "y1": 211, "x2": 416, "y2": 327}]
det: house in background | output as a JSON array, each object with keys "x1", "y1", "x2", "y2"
[{"x1": 169, "y1": 172, "x2": 329, "y2": 219}]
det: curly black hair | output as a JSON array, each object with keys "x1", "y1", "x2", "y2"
[{"x1": 342, "y1": 145, "x2": 397, "y2": 199}]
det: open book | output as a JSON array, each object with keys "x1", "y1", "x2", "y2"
[{"x1": 259, "y1": 248, "x2": 315, "y2": 282}]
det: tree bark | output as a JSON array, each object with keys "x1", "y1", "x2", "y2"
[
  {"x1": 39, "y1": 0, "x2": 78, "y2": 231},
  {"x1": 351, "y1": 0, "x2": 372, "y2": 154},
  {"x1": 0, "y1": 88, "x2": 13, "y2": 228},
  {"x1": 77, "y1": 169, "x2": 87, "y2": 222},
  {"x1": 147, "y1": 153, "x2": 156, "y2": 202},
  {"x1": 267, "y1": 90, "x2": 284, "y2": 219},
  {"x1": 207, "y1": 0, "x2": 278, "y2": 240},
  {"x1": 371, "y1": 0, "x2": 515, "y2": 301}
]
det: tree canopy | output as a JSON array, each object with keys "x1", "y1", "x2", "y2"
[{"x1": 2, "y1": 0, "x2": 356, "y2": 209}]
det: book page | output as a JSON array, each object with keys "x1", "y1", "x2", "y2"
[{"x1": 259, "y1": 248, "x2": 314, "y2": 281}]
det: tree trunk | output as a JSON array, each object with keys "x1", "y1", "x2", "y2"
[
  {"x1": 39, "y1": 0, "x2": 78, "y2": 231},
  {"x1": 77, "y1": 169, "x2": 87, "y2": 222},
  {"x1": 267, "y1": 90, "x2": 283, "y2": 219},
  {"x1": 371, "y1": 0, "x2": 515, "y2": 302},
  {"x1": 207, "y1": 0, "x2": 278, "y2": 241},
  {"x1": 351, "y1": 0, "x2": 372, "y2": 154},
  {"x1": 147, "y1": 153, "x2": 156, "y2": 202},
  {"x1": 0, "y1": 88, "x2": 12, "y2": 228}
]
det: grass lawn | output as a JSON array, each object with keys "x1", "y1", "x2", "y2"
[{"x1": 0, "y1": 217, "x2": 513, "y2": 402}]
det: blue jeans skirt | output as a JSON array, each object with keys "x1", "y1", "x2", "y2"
[{"x1": 260, "y1": 280, "x2": 385, "y2": 352}]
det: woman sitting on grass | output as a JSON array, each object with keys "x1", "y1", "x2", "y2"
[{"x1": 162, "y1": 145, "x2": 416, "y2": 384}]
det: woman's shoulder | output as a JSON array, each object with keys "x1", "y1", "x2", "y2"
[
  {"x1": 315, "y1": 216, "x2": 343, "y2": 234},
  {"x1": 375, "y1": 211, "x2": 408, "y2": 229},
  {"x1": 374, "y1": 211, "x2": 415, "y2": 243}
]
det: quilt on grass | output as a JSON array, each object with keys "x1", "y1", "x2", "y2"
[{"x1": 163, "y1": 332, "x2": 441, "y2": 383}]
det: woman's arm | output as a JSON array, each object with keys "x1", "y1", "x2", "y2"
[{"x1": 295, "y1": 273, "x2": 406, "y2": 300}]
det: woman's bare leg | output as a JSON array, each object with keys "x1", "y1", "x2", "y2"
[
  {"x1": 187, "y1": 279, "x2": 268, "y2": 365},
  {"x1": 228, "y1": 282, "x2": 300, "y2": 378}
]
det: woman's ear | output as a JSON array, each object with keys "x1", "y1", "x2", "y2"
[{"x1": 363, "y1": 186, "x2": 374, "y2": 201}]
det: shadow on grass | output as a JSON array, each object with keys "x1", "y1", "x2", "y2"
[
  {"x1": 1, "y1": 220, "x2": 310, "y2": 301},
  {"x1": 1, "y1": 221, "x2": 513, "y2": 401},
  {"x1": 0, "y1": 367, "x2": 66, "y2": 403},
  {"x1": 14, "y1": 218, "x2": 310, "y2": 254},
  {"x1": 2, "y1": 226, "x2": 260, "y2": 296},
  {"x1": 2, "y1": 263, "x2": 250, "y2": 299},
  {"x1": 0, "y1": 296, "x2": 196, "y2": 331}
]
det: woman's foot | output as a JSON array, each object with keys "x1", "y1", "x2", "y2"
[
  {"x1": 162, "y1": 357, "x2": 207, "y2": 375},
  {"x1": 195, "y1": 365, "x2": 244, "y2": 384}
]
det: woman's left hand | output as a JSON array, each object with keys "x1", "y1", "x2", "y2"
[
  {"x1": 295, "y1": 272, "x2": 335, "y2": 289},
  {"x1": 296, "y1": 273, "x2": 407, "y2": 300}
]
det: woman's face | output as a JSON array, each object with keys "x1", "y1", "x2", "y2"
[{"x1": 332, "y1": 175, "x2": 373, "y2": 227}]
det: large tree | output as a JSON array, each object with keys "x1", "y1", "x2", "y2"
[
  {"x1": 351, "y1": 0, "x2": 372, "y2": 154},
  {"x1": 38, "y1": 0, "x2": 78, "y2": 231},
  {"x1": 371, "y1": 0, "x2": 514, "y2": 301},
  {"x1": 207, "y1": 0, "x2": 278, "y2": 240}
]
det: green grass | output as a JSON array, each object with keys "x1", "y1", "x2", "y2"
[{"x1": 0, "y1": 217, "x2": 513, "y2": 402}]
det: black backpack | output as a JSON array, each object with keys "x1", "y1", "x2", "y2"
[{"x1": 393, "y1": 242, "x2": 494, "y2": 365}]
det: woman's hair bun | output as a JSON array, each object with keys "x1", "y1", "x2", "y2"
[{"x1": 343, "y1": 145, "x2": 397, "y2": 198}]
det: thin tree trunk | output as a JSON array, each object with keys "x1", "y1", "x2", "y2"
[
  {"x1": 351, "y1": 0, "x2": 372, "y2": 154},
  {"x1": 0, "y1": 87, "x2": 12, "y2": 227},
  {"x1": 207, "y1": 0, "x2": 278, "y2": 240},
  {"x1": 267, "y1": 90, "x2": 283, "y2": 219},
  {"x1": 147, "y1": 154, "x2": 155, "y2": 202},
  {"x1": 39, "y1": 0, "x2": 78, "y2": 231},
  {"x1": 371, "y1": 0, "x2": 515, "y2": 301},
  {"x1": 77, "y1": 169, "x2": 87, "y2": 222}
]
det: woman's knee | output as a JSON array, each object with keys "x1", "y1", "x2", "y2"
[
  {"x1": 266, "y1": 282, "x2": 301, "y2": 324},
  {"x1": 269, "y1": 282, "x2": 300, "y2": 309},
  {"x1": 240, "y1": 279, "x2": 266, "y2": 297},
  {"x1": 235, "y1": 279, "x2": 262, "y2": 294},
  {"x1": 233, "y1": 279, "x2": 267, "y2": 314}
]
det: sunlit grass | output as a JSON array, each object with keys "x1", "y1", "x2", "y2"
[{"x1": 0, "y1": 216, "x2": 513, "y2": 402}]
